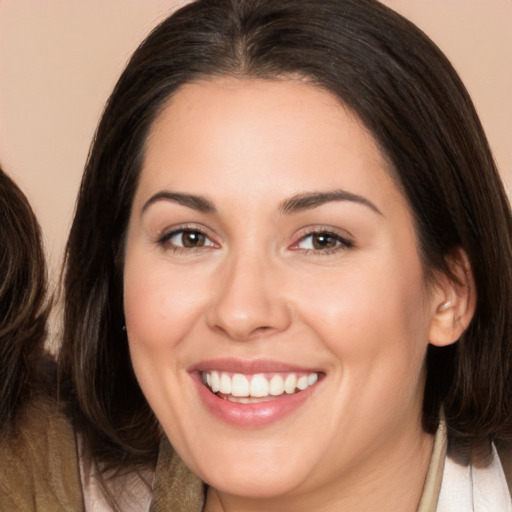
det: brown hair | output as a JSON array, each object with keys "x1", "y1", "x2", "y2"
[
  {"x1": 59, "y1": 0, "x2": 512, "y2": 480},
  {"x1": 0, "y1": 167, "x2": 49, "y2": 429}
]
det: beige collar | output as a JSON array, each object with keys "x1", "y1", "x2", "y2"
[
  {"x1": 416, "y1": 419, "x2": 448, "y2": 512},
  {"x1": 148, "y1": 422, "x2": 448, "y2": 512}
]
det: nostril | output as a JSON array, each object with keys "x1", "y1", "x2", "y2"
[
  {"x1": 211, "y1": 323, "x2": 274, "y2": 342},
  {"x1": 253, "y1": 325, "x2": 273, "y2": 335},
  {"x1": 205, "y1": 272, "x2": 292, "y2": 340}
]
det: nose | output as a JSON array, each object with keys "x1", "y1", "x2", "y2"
[{"x1": 206, "y1": 252, "x2": 291, "y2": 341}]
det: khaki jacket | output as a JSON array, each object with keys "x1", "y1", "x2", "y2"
[
  {"x1": 1, "y1": 397, "x2": 511, "y2": 512},
  {"x1": 0, "y1": 398, "x2": 203, "y2": 512}
]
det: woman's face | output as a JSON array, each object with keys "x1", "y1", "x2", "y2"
[{"x1": 124, "y1": 78, "x2": 442, "y2": 500}]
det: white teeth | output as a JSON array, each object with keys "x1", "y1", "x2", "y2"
[
  {"x1": 231, "y1": 374, "x2": 249, "y2": 397},
  {"x1": 269, "y1": 375, "x2": 285, "y2": 396},
  {"x1": 297, "y1": 375, "x2": 309, "y2": 390},
  {"x1": 219, "y1": 373, "x2": 232, "y2": 394},
  {"x1": 202, "y1": 370, "x2": 319, "y2": 398},
  {"x1": 284, "y1": 374, "x2": 297, "y2": 394},
  {"x1": 249, "y1": 374, "x2": 269, "y2": 397},
  {"x1": 228, "y1": 397, "x2": 253, "y2": 404},
  {"x1": 211, "y1": 371, "x2": 220, "y2": 393}
]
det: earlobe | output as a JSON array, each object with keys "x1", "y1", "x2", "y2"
[{"x1": 428, "y1": 247, "x2": 476, "y2": 347}]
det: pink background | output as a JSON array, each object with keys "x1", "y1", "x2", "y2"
[{"x1": 1, "y1": 0, "x2": 511, "y2": 281}]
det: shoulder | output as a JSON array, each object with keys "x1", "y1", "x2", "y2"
[
  {"x1": 151, "y1": 435, "x2": 205, "y2": 511},
  {"x1": 0, "y1": 395, "x2": 84, "y2": 511},
  {"x1": 438, "y1": 441, "x2": 512, "y2": 512},
  {"x1": 497, "y1": 440, "x2": 512, "y2": 498}
]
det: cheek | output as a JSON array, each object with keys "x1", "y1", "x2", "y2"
[
  {"x1": 123, "y1": 254, "x2": 207, "y2": 353},
  {"x1": 122, "y1": 259, "x2": 209, "y2": 420},
  {"x1": 292, "y1": 253, "x2": 430, "y2": 365}
]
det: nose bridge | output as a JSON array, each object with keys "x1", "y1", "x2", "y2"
[{"x1": 207, "y1": 244, "x2": 290, "y2": 340}]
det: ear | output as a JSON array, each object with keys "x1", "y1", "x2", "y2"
[{"x1": 428, "y1": 247, "x2": 476, "y2": 347}]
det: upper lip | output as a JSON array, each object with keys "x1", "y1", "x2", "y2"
[{"x1": 188, "y1": 358, "x2": 322, "y2": 374}]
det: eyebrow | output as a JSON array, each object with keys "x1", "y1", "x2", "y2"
[
  {"x1": 279, "y1": 190, "x2": 383, "y2": 216},
  {"x1": 142, "y1": 191, "x2": 216, "y2": 214},
  {"x1": 141, "y1": 188, "x2": 382, "y2": 217}
]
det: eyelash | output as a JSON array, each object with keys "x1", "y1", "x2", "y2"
[
  {"x1": 291, "y1": 229, "x2": 354, "y2": 255},
  {"x1": 157, "y1": 225, "x2": 217, "y2": 253},
  {"x1": 157, "y1": 226, "x2": 354, "y2": 255}
]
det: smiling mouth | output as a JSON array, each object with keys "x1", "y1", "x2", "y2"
[{"x1": 201, "y1": 371, "x2": 320, "y2": 403}]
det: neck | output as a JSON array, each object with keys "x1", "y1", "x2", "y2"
[{"x1": 204, "y1": 426, "x2": 435, "y2": 512}]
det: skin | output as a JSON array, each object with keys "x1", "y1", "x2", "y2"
[{"x1": 123, "y1": 77, "x2": 471, "y2": 511}]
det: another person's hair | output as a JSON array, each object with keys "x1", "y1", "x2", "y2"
[
  {"x1": 59, "y1": 0, "x2": 512, "y2": 474},
  {"x1": 0, "y1": 166, "x2": 49, "y2": 429}
]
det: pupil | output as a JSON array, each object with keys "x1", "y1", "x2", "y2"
[
  {"x1": 313, "y1": 233, "x2": 335, "y2": 250},
  {"x1": 183, "y1": 231, "x2": 204, "y2": 248}
]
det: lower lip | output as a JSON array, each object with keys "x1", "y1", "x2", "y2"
[{"x1": 192, "y1": 374, "x2": 319, "y2": 428}]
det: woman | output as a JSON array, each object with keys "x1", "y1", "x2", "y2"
[
  {"x1": 2, "y1": 0, "x2": 511, "y2": 510},
  {"x1": 0, "y1": 168, "x2": 68, "y2": 510},
  {"x1": 0, "y1": 167, "x2": 49, "y2": 429}
]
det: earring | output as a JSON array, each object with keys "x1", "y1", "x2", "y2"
[{"x1": 438, "y1": 300, "x2": 453, "y2": 312}]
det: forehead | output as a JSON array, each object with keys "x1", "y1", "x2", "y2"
[{"x1": 136, "y1": 77, "x2": 404, "y2": 215}]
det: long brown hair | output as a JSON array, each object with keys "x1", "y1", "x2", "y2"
[
  {"x1": 60, "y1": 0, "x2": 512, "y2": 477},
  {"x1": 0, "y1": 167, "x2": 49, "y2": 429}
]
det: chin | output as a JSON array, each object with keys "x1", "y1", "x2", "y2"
[
  {"x1": 206, "y1": 473, "x2": 304, "y2": 500},
  {"x1": 191, "y1": 451, "x2": 312, "y2": 499}
]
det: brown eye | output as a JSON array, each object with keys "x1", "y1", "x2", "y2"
[
  {"x1": 181, "y1": 230, "x2": 206, "y2": 248},
  {"x1": 295, "y1": 231, "x2": 353, "y2": 253},
  {"x1": 311, "y1": 233, "x2": 338, "y2": 250},
  {"x1": 161, "y1": 229, "x2": 214, "y2": 250}
]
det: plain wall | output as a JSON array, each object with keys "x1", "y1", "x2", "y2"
[{"x1": 1, "y1": 0, "x2": 511, "y2": 285}]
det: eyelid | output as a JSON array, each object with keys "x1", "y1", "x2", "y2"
[
  {"x1": 289, "y1": 226, "x2": 354, "y2": 253},
  {"x1": 156, "y1": 223, "x2": 219, "y2": 249}
]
